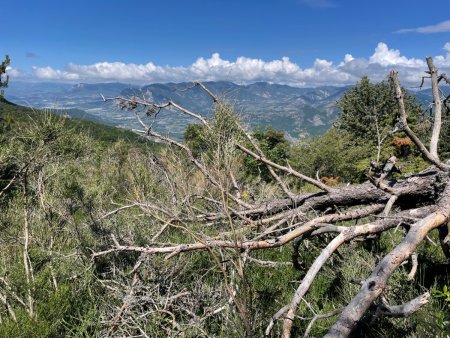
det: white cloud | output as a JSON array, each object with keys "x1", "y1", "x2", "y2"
[
  {"x1": 5, "y1": 66, "x2": 24, "y2": 78},
  {"x1": 444, "y1": 42, "x2": 450, "y2": 53},
  {"x1": 30, "y1": 54, "x2": 355, "y2": 86},
  {"x1": 344, "y1": 54, "x2": 354, "y2": 63},
  {"x1": 18, "y1": 42, "x2": 450, "y2": 87},
  {"x1": 369, "y1": 42, "x2": 424, "y2": 67},
  {"x1": 65, "y1": 62, "x2": 161, "y2": 81},
  {"x1": 434, "y1": 42, "x2": 450, "y2": 67},
  {"x1": 395, "y1": 20, "x2": 450, "y2": 34},
  {"x1": 32, "y1": 66, "x2": 80, "y2": 80}
]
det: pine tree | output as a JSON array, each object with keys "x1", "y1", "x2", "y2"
[
  {"x1": 336, "y1": 76, "x2": 423, "y2": 142},
  {"x1": 0, "y1": 55, "x2": 10, "y2": 98}
]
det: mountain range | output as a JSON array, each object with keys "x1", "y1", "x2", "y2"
[{"x1": 5, "y1": 81, "x2": 442, "y2": 140}]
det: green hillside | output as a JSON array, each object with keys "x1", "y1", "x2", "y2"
[{"x1": 0, "y1": 98, "x2": 151, "y2": 146}]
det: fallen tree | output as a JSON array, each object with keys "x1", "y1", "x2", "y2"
[{"x1": 96, "y1": 57, "x2": 450, "y2": 337}]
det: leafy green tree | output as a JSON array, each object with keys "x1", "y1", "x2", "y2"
[
  {"x1": 0, "y1": 55, "x2": 10, "y2": 98},
  {"x1": 330, "y1": 76, "x2": 432, "y2": 178},
  {"x1": 290, "y1": 128, "x2": 372, "y2": 183},
  {"x1": 336, "y1": 76, "x2": 423, "y2": 143},
  {"x1": 243, "y1": 127, "x2": 289, "y2": 181},
  {"x1": 289, "y1": 77, "x2": 433, "y2": 184},
  {"x1": 184, "y1": 123, "x2": 208, "y2": 157}
]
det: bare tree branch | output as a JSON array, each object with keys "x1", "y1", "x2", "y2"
[
  {"x1": 236, "y1": 144, "x2": 332, "y2": 192},
  {"x1": 427, "y1": 57, "x2": 443, "y2": 159},
  {"x1": 92, "y1": 64, "x2": 450, "y2": 337},
  {"x1": 92, "y1": 203, "x2": 386, "y2": 260},
  {"x1": 281, "y1": 205, "x2": 437, "y2": 338},
  {"x1": 304, "y1": 308, "x2": 343, "y2": 338},
  {"x1": 407, "y1": 252, "x2": 418, "y2": 280},
  {"x1": 327, "y1": 182, "x2": 450, "y2": 337},
  {"x1": 103, "y1": 95, "x2": 209, "y2": 126},
  {"x1": 372, "y1": 292, "x2": 430, "y2": 319},
  {"x1": 390, "y1": 70, "x2": 449, "y2": 171}
]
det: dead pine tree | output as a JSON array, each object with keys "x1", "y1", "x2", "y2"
[{"x1": 94, "y1": 57, "x2": 450, "y2": 337}]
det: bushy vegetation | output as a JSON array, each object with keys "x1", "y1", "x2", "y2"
[
  {"x1": 0, "y1": 55, "x2": 9, "y2": 98},
  {"x1": 0, "y1": 73, "x2": 449, "y2": 338},
  {"x1": 290, "y1": 77, "x2": 431, "y2": 184},
  {"x1": 0, "y1": 100, "x2": 161, "y2": 336}
]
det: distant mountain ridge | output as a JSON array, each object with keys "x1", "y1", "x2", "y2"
[{"x1": 5, "y1": 81, "x2": 441, "y2": 139}]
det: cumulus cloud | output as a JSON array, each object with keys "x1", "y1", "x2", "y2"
[
  {"x1": 445, "y1": 42, "x2": 450, "y2": 53},
  {"x1": 369, "y1": 43, "x2": 424, "y2": 67},
  {"x1": 5, "y1": 66, "x2": 25, "y2": 78},
  {"x1": 395, "y1": 20, "x2": 450, "y2": 34},
  {"x1": 434, "y1": 42, "x2": 450, "y2": 67},
  {"x1": 344, "y1": 54, "x2": 354, "y2": 63},
  {"x1": 21, "y1": 42, "x2": 450, "y2": 87},
  {"x1": 32, "y1": 66, "x2": 80, "y2": 80}
]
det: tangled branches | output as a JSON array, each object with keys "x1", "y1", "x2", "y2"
[{"x1": 95, "y1": 59, "x2": 450, "y2": 337}]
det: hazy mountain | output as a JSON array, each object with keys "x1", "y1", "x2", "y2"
[
  {"x1": 6, "y1": 81, "x2": 356, "y2": 139},
  {"x1": 9, "y1": 80, "x2": 442, "y2": 140},
  {"x1": 413, "y1": 87, "x2": 450, "y2": 107},
  {"x1": 7, "y1": 81, "x2": 140, "y2": 128}
]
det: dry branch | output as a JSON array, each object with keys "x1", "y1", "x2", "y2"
[
  {"x1": 236, "y1": 144, "x2": 332, "y2": 192},
  {"x1": 327, "y1": 183, "x2": 450, "y2": 337},
  {"x1": 407, "y1": 252, "x2": 418, "y2": 280},
  {"x1": 304, "y1": 308, "x2": 342, "y2": 338},
  {"x1": 95, "y1": 62, "x2": 450, "y2": 337},
  {"x1": 93, "y1": 203, "x2": 385, "y2": 260},
  {"x1": 281, "y1": 205, "x2": 438, "y2": 337},
  {"x1": 373, "y1": 292, "x2": 430, "y2": 318},
  {"x1": 390, "y1": 68, "x2": 449, "y2": 171},
  {"x1": 427, "y1": 57, "x2": 443, "y2": 159}
]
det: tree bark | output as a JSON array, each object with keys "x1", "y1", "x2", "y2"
[{"x1": 326, "y1": 181, "x2": 450, "y2": 337}]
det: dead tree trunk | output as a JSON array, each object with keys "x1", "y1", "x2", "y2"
[{"x1": 96, "y1": 56, "x2": 450, "y2": 337}]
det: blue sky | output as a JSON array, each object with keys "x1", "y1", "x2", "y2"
[{"x1": 3, "y1": 0, "x2": 450, "y2": 86}]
